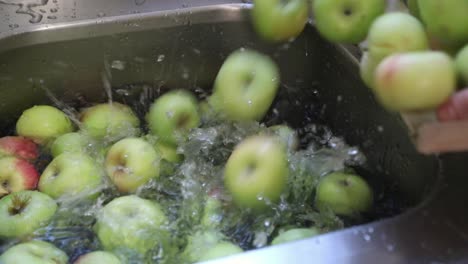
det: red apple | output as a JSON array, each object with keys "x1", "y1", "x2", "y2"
[
  {"x1": 0, "y1": 136, "x2": 39, "y2": 161},
  {"x1": 0, "y1": 157, "x2": 39, "y2": 197}
]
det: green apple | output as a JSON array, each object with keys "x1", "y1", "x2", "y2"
[
  {"x1": 154, "y1": 141, "x2": 183, "y2": 176},
  {"x1": 105, "y1": 138, "x2": 160, "y2": 193},
  {"x1": 455, "y1": 44, "x2": 468, "y2": 85},
  {"x1": 374, "y1": 51, "x2": 456, "y2": 111},
  {"x1": 211, "y1": 49, "x2": 280, "y2": 121},
  {"x1": 198, "y1": 241, "x2": 243, "y2": 261},
  {"x1": 0, "y1": 240, "x2": 68, "y2": 264},
  {"x1": 147, "y1": 90, "x2": 200, "y2": 146},
  {"x1": 418, "y1": 0, "x2": 468, "y2": 48},
  {"x1": 39, "y1": 153, "x2": 102, "y2": 199},
  {"x1": 266, "y1": 125, "x2": 299, "y2": 151},
  {"x1": 251, "y1": 0, "x2": 308, "y2": 42},
  {"x1": 224, "y1": 135, "x2": 288, "y2": 211},
  {"x1": 16, "y1": 105, "x2": 74, "y2": 145},
  {"x1": 359, "y1": 52, "x2": 380, "y2": 89},
  {"x1": 313, "y1": 0, "x2": 385, "y2": 43},
  {"x1": 0, "y1": 190, "x2": 57, "y2": 237},
  {"x1": 94, "y1": 195, "x2": 169, "y2": 257},
  {"x1": 0, "y1": 157, "x2": 39, "y2": 197},
  {"x1": 271, "y1": 227, "x2": 320, "y2": 245},
  {"x1": 367, "y1": 12, "x2": 428, "y2": 62},
  {"x1": 74, "y1": 251, "x2": 121, "y2": 264},
  {"x1": 50, "y1": 132, "x2": 92, "y2": 157},
  {"x1": 200, "y1": 196, "x2": 223, "y2": 228},
  {"x1": 80, "y1": 102, "x2": 140, "y2": 142},
  {"x1": 315, "y1": 172, "x2": 373, "y2": 216},
  {"x1": 0, "y1": 136, "x2": 39, "y2": 161},
  {"x1": 182, "y1": 230, "x2": 224, "y2": 263}
]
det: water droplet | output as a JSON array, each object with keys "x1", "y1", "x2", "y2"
[
  {"x1": 135, "y1": 0, "x2": 146, "y2": 5},
  {"x1": 0, "y1": 0, "x2": 49, "y2": 24},
  {"x1": 50, "y1": 7, "x2": 57, "y2": 13},
  {"x1": 111, "y1": 60, "x2": 125, "y2": 71},
  {"x1": 377, "y1": 126, "x2": 384, "y2": 132},
  {"x1": 156, "y1": 54, "x2": 165, "y2": 62},
  {"x1": 386, "y1": 244, "x2": 395, "y2": 252},
  {"x1": 47, "y1": 15, "x2": 56, "y2": 19},
  {"x1": 337, "y1": 95, "x2": 343, "y2": 102},
  {"x1": 363, "y1": 234, "x2": 371, "y2": 242},
  {"x1": 97, "y1": 12, "x2": 105, "y2": 17}
]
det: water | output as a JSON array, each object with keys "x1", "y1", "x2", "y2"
[
  {"x1": 0, "y1": 0, "x2": 49, "y2": 24},
  {"x1": 0, "y1": 79, "x2": 367, "y2": 262}
]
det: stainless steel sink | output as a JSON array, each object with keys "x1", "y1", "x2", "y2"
[{"x1": 0, "y1": 1, "x2": 467, "y2": 263}]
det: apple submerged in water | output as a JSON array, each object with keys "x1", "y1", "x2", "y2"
[
  {"x1": 315, "y1": 172, "x2": 373, "y2": 216},
  {"x1": 211, "y1": 49, "x2": 280, "y2": 122},
  {"x1": 50, "y1": 132, "x2": 91, "y2": 157},
  {"x1": 16, "y1": 105, "x2": 74, "y2": 145},
  {"x1": 198, "y1": 241, "x2": 243, "y2": 262},
  {"x1": 106, "y1": 137, "x2": 160, "y2": 193},
  {"x1": 39, "y1": 152, "x2": 102, "y2": 199},
  {"x1": 0, "y1": 157, "x2": 39, "y2": 197},
  {"x1": 80, "y1": 102, "x2": 140, "y2": 142},
  {"x1": 374, "y1": 51, "x2": 456, "y2": 111},
  {"x1": 224, "y1": 135, "x2": 288, "y2": 211},
  {"x1": 94, "y1": 195, "x2": 168, "y2": 257},
  {"x1": 271, "y1": 227, "x2": 321, "y2": 245},
  {"x1": 313, "y1": 0, "x2": 385, "y2": 43},
  {"x1": 74, "y1": 251, "x2": 121, "y2": 264},
  {"x1": 0, "y1": 240, "x2": 68, "y2": 264},
  {"x1": 251, "y1": 0, "x2": 308, "y2": 42},
  {"x1": 0, "y1": 136, "x2": 39, "y2": 161},
  {"x1": 0, "y1": 190, "x2": 57, "y2": 238}
]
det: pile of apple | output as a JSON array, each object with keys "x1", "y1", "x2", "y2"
[
  {"x1": 18, "y1": 0, "x2": 468, "y2": 263},
  {"x1": 0, "y1": 55, "x2": 373, "y2": 263},
  {"x1": 254, "y1": 0, "x2": 468, "y2": 115}
]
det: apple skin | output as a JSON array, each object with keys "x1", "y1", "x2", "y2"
[
  {"x1": 154, "y1": 141, "x2": 183, "y2": 176},
  {"x1": 251, "y1": 0, "x2": 308, "y2": 42},
  {"x1": 39, "y1": 153, "x2": 102, "y2": 199},
  {"x1": 182, "y1": 230, "x2": 224, "y2": 263},
  {"x1": 94, "y1": 195, "x2": 169, "y2": 257},
  {"x1": 212, "y1": 49, "x2": 280, "y2": 121},
  {"x1": 367, "y1": 12, "x2": 428, "y2": 62},
  {"x1": 224, "y1": 135, "x2": 288, "y2": 211},
  {"x1": 105, "y1": 138, "x2": 160, "y2": 193},
  {"x1": 198, "y1": 241, "x2": 243, "y2": 261},
  {"x1": 455, "y1": 44, "x2": 468, "y2": 85},
  {"x1": 16, "y1": 105, "x2": 74, "y2": 145},
  {"x1": 374, "y1": 52, "x2": 456, "y2": 111},
  {"x1": 271, "y1": 227, "x2": 320, "y2": 245},
  {"x1": 0, "y1": 136, "x2": 39, "y2": 161},
  {"x1": 315, "y1": 172, "x2": 373, "y2": 216},
  {"x1": 0, "y1": 190, "x2": 57, "y2": 237},
  {"x1": 0, "y1": 157, "x2": 39, "y2": 197},
  {"x1": 74, "y1": 251, "x2": 121, "y2": 264},
  {"x1": 80, "y1": 102, "x2": 140, "y2": 142},
  {"x1": 359, "y1": 52, "x2": 380, "y2": 90},
  {"x1": 313, "y1": 0, "x2": 385, "y2": 43},
  {"x1": 418, "y1": 0, "x2": 468, "y2": 48},
  {"x1": 50, "y1": 132, "x2": 91, "y2": 157},
  {"x1": 146, "y1": 90, "x2": 200, "y2": 146},
  {"x1": 0, "y1": 240, "x2": 68, "y2": 264}
]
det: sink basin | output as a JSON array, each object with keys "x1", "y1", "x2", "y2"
[{"x1": 0, "y1": 2, "x2": 467, "y2": 263}]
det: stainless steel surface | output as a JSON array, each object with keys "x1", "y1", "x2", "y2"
[{"x1": 0, "y1": 2, "x2": 467, "y2": 263}]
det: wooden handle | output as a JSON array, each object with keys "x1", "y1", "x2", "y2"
[{"x1": 416, "y1": 121, "x2": 468, "y2": 154}]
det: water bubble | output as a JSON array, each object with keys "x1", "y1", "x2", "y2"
[{"x1": 363, "y1": 234, "x2": 371, "y2": 242}]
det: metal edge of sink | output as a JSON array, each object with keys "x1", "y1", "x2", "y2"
[{"x1": 0, "y1": 3, "x2": 467, "y2": 264}]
